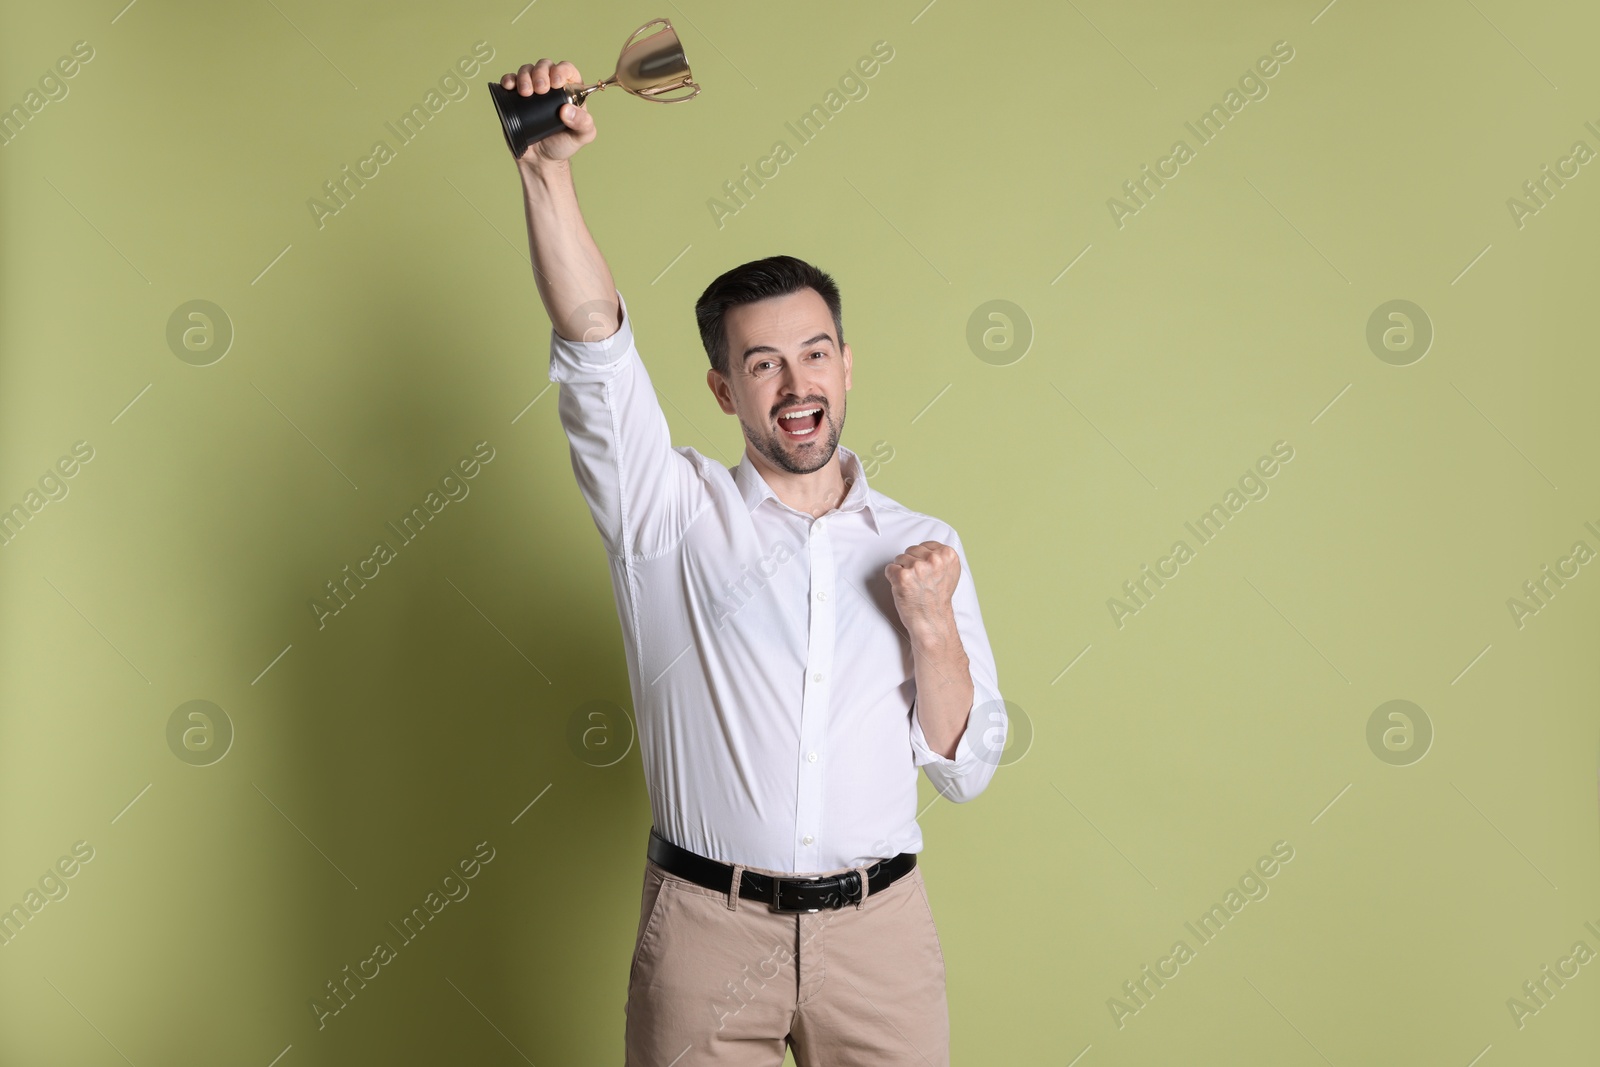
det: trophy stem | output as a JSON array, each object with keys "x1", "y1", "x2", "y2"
[{"x1": 572, "y1": 77, "x2": 618, "y2": 105}]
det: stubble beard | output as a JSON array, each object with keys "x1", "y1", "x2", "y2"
[{"x1": 741, "y1": 396, "x2": 845, "y2": 475}]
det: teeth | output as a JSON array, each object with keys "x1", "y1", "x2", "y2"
[{"x1": 779, "y1": 407, "x2": 821, "y2": 420}]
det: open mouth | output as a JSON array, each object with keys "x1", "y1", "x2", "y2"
[{"x1": 777, "y1": 405, "x2": 824, "y2": 440}]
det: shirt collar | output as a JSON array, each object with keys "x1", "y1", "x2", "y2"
[{"x1": 734, "y1": 444, "x2": 879, "y2": 534}]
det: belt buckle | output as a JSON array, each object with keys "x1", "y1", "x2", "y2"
[
  {"x1": 770, "y1": 872, "x2": 863, "y2": 913},
  {"x1": 770, "y1": 874, "x2": 822, "y2": 914}
]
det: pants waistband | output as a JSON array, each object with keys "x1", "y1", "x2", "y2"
[{"x1": 646, "y1": 827, "x2": 916, "y2": 913}]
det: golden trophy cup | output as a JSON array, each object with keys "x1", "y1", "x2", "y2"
[{"x1": 487, "y1": 17, "x2": 701, "y2": 159}]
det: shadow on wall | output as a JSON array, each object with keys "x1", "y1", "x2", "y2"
[{"x1": 268, "y1": 242, "x2": 653, "y2": 1064}]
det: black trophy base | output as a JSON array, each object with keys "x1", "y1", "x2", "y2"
[{"x1": 488, "y1": 81, "x2": 580, "y2": 159}]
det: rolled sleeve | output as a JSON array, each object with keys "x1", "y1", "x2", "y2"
[
  {"x1": 548, "y1": 292, "x2": 635, "y2": 384},
  {"x1": 910, "y1": 699, "x2": 979, "y2": 770}
]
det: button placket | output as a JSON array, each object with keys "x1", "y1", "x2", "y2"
[{"x1": 795, "y1": 517, "x2": 835, "y2": 870}]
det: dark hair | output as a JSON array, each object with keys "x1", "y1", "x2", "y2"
[{"x1": 695, "y1": 255, "x2": 843, "y2": 377}]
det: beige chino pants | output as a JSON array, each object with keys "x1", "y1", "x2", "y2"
[{"x1": 623, "y1": 854, "x2": 950, "y2": 1066}]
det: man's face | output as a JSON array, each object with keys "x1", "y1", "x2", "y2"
[{"x1": 706, "y1": 288, "x2": 852, "y2": 475}]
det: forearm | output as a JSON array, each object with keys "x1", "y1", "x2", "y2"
[
  {"x1": 518, "y1": 157, "x2": 618, "y2": 342},
  {"x1": 909, "y1": 614, "x2": 974, "y2": 761}
]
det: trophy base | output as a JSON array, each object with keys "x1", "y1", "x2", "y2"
[{"x1": 488, "y1": 82, "x2": 582, "y2": 159}]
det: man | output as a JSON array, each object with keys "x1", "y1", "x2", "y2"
[{"x1": 500, "y1": 57, "x2": 1006, "y2": 1067}]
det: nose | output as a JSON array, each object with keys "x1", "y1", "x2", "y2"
[{"x1": 774, "y1": 361, "x2": 805, "y2": 398}]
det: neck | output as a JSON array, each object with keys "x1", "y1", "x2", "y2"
[{"x1": 749, "y1": 446, "x2": 850, "y2": 518}]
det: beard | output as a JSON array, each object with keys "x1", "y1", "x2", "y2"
[{"x1": 741, "y1": 395, "x2": 845, "y2": 475}]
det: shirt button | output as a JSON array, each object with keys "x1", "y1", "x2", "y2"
[
  {"x1": 802, "y1": 835, "x2": 814, "y2": 845},
  {"x1": 812, "y1": 671, "x2": 824, "y2": 683},
  {"x1": 807, "y1": 751, "x2": 818, "y2": 762},
  {"x1": 816, "y1": 590, "x2": 828, "y2": 601}
]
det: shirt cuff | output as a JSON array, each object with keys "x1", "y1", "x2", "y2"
[
  {"x1": 909, "y1": 699, "x2": 977, "y2": 772},
  {"x1": 548, "y1": 290, "x2": 633, "y2": 383}
]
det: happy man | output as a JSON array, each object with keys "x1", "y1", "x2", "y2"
[{"x1": 500, "y1": 57, "x2": 1006, "y2": 1067}]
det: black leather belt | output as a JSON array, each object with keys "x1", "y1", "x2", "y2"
[{"x1": 646, "y1": 827, "x2": 916, "y2": 913}]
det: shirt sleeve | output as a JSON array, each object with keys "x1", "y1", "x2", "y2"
[
  {"x1": 907, "y1": 527, "x2": 1006, "y2": 803},
  {"x1": 548, "y1": 290, "x2": 709, "y2": 560}
]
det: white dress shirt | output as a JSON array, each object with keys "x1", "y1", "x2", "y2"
[{"x1": 547, "y1": 290, "x2": 1006, "y2": 874}]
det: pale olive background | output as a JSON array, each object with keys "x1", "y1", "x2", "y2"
[{"x1": 2, "y1": 0, "x2": 1597, "y2": 1064}]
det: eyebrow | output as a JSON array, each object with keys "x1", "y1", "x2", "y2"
[{"x1": 740, "y1": 332, "x2": 835, "y2": 364}]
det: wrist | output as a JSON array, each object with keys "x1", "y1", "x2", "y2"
[
  {"x1": 518, "y1": 154, "x2": 572, "y2": 191},
  {"x1": 906, "y1": 610, "x2": 959, "y2": 653}
]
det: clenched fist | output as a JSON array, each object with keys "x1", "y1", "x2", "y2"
[{"x1": 885, "y1": 541, "x2": 960, "y2": 639}]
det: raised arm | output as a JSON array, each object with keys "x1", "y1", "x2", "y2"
[
  {"x1": 502, "y1": 59, "x2": 617, "y2": 342},
  {"x1": 500, "y1": 58, "x2": 706, "y2": 560}
]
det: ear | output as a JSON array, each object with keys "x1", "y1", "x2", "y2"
[
  {"x1": 842, "y1": 341, "x2": 853, "y2": 392},
  {"x1": 706, "y1": 367, "x2": 737, "y2": 415}
]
